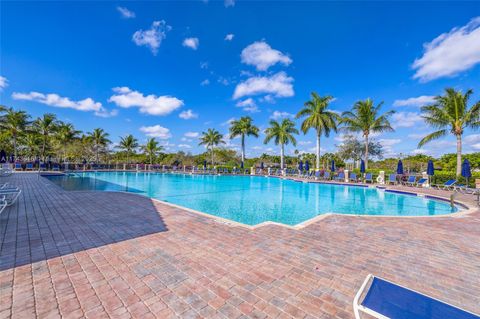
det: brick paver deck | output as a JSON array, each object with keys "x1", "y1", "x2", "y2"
[{"x1": 1, "y1": 173, "x2": 479, "y2": 318}]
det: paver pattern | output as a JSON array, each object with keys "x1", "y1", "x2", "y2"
[{"x1": 1, "y1": 173, "x2": 479, "y2": 318}]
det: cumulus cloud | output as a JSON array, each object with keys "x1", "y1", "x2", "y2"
[
  {"x1": 412, "y1": 17, "x2": 480, "y2": 81},
  {"x1": 178, "y1": 144, "x2": 192, "y2": 149},
  {"x1": 235, "y1": 98, "x2": 259, "y2": 113},
  {"x1": 411, "y1": 149, "x2": 428, "y2": 155},
  {"x1": 12, "y1": 91, "x2": 116, "y2": 117},
  {"x1": 465, "y1": 134, "x2": 480, "y2": 144},
  {"x1": 270, "y1": 110, "x2": 294, "y2": 120},
  {"x1": 108, "y1": 87, "x2": 183, "y2": 116},
  {"x1": 241, "y1": 41, "x2": 292, "y2": 71},
  {"x1": 0, "y1": 76, "x2": 8, "y2": 90},
  {"x1": 117, "y1": 6, "x2": 135, "y2": 18},
  {"x1": 183, "y1": 37, "x2": 199, "y2": 50},
  {"x1": 179, "y1": 109, "x2": 198, "y2": 119},
  {"x1": 224, "y1": 34, "x2": 234, "y2": 41},
  {"x1": 391, "y1": 112, "x2": 424, "y2": 128},
  {"x1": 132, "y1": 20, "x2": 171, "y2": 55},
  {"x1": 184, "y1": 132, "x2": 199, "y2": 138},
  {"x1": 139, "y1": 125, "x2": 171, "y2": 139},
  {"x1": 200, "y1": 79, "x2": 210, "y2": 86},
  {"x1": 233, "y1": 72, "x2": 294, "y2": 99},
  {"x1": 393, "y1": 95, "x2": 436, "y2": 107}
]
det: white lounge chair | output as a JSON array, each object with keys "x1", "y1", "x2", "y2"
[
  {"x1": 0, "y1": 196, "x2": 6, "y2": 214},
  {"x1": 0, "y1": 187, "x2": 21, "y2": 206}
]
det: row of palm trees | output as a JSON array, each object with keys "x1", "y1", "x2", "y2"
[{"x1": 201, "y1": 87, "x2": 478, "y2": 176}]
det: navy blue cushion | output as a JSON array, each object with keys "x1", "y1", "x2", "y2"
[{"x1": 362, "y1": 277, "x2": 479, "y2": 319}]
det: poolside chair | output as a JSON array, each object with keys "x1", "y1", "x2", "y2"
[
  {"x1": 335, "y1": 172, "x2": 345, "y2": 182},
  {"x1": 387, "y1": 174, "x2": 397, "y2": 185},
  {"x1": 353, "y1": 274, "x2": 480, "y2": 319},
  {"x1": 52, "y1": 164, "x2": 60, "y2": 171},
  {"x1": 14, "y1": 163, "x2": 22, "y2": 171},
  {"x1": 0, "y1": 168, "x2": 13, "y2": 177},
  {"x1": 0, "y1": 187, "x2": 21, "y2": 206},
  {"x1": 0, "y1": 196, "x2": 6, "y2": 215},
  {"x1": 364, "y1": 173, "x2": 373, "y2": 184},
  {"x1": 416, "y1": 178, "x2": 428, "y2": 187},
  {"x1": 435, "y1": 179, "x2": 457, "y2": 191},
  {"x1": 350, "y1": 173, "x2": 359, "y2": 183},
  {"x1": 404, "y1": 175, "x2": 416, "y2": 186},
  {"x1": 323, "y1": 171, "x2": 331, "y2": 180},
  {"x1": 25, "y1": 163, "x2": 34, "y2": 171},
  {"x1": 314, "y1": 171, "x2": 320, "y2": 180}
]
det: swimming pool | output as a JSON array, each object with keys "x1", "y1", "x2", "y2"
[{"x1": 44, "y1": 171, "x2": 458, "y2": 226}]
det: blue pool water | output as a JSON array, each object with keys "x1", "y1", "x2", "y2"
[{"x1": 44, "y1": 172, "x2": 458, "y2": 226}]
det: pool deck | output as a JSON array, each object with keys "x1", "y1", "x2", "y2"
[{"x1": 1, "y1": 173, "x2": 479, "y2": 318}]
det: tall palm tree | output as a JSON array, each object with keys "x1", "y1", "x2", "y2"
[
  {"x1": 55, "y1": 123, "x2": 80, "y2": 162},
  {"x1": 23, "y1": 133, "x2": 41, "y2": 159},
  {"x1": 88, "y1": 128, "x2": 111, "y2": 163},
  {"x1": 33, "y1": 113, "x2": 59, "y2": 161},
  {"x1": 0, "y1": 108, "x2": 30, "y2": 160},
  {"x1": 418, "y1": 88, "x2": 480, "y2": 176},
  {"x1": 263, "y1": 119, "x2": 299, "y2": 169},
  {"x1": 229, "y1": 116, "x2": 259, "y2": 165},
  {"x1": 141, "y1": 138, "x2": 163, "y2": 164},
  {"x1": 198, "y1": 128, "x2": 225, "y2": 165},
  {"x1": 296, "y1": 92, "x2": 339, "y2": 170},
  {"x1": 341, "y1": 99, "x2": 394, "y2": 169},
  {"x1": 117, "y1": 134, "x2": 138, "y2": 164}
]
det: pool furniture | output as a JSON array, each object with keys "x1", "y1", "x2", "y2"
[
  {"x1": 323, "y1": 171, "x2": 331, "y2": 180},
  {"x1": 404, "y1": 175, "x2": 416, "y2": 186},
  {"x1": 364, "y1": 173, "x2": 373, "y2": 183},
  {"x1": 387, "y1": 174, "x2": 397, "y2": 185},
  {"x1": 0, "y1": 168, "x2": 13, "y2": 177},
  {"x1": 314, "y1": 171, "x2": 321, "y2": 180},
  {"x1": 0, "y1": 196, "x2": 6, "y2": 214},
  {"x1": 435, "y1": 179, "x2": 457, "y2": 191},
  {"x1": 14, "y1": 163, "x2": 22, "y2": 171},
  {"x1": 52, "y1": 164, "x2": 60, "y2": 171},
  {"x1": 353, "y1": 274, "x2": 480, "y2": 319},
  {"x1": 40, "y1": 163, "x2": 46, "y2": 171},
  {"x1": 0, "y1": 187, "x2": 22, "y2": 206},
  {"x1": 416, "y1": 178, "x2": 428, "y2": 187},
  {"x1": 350, "y1": 173, "x2": 359, "y2": 183},
  {"x1": 334, "y1": 172, "x2": 345, "y2": 182},
  {"x1": 26, "y1": 163, "x2": 34, "y2": 171}
]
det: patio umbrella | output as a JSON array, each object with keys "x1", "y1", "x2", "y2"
[
  {"x1": 10, "y1": 154, "x2": 14, "y2": 163},
  {"x1": 427, "y1": 160, "x2": 434, "y2": 176},
  {"x1": 462, "y1": 159, "x2": 472, "y2": 187},
  {"x1": 240, "y1": 161, "x2": 244, "y2": 169},
  {"x1": 305, "y1": 161, "x2": 310, "y2": 171},
  {"x1": 330, "y1": 160, "x2": 335, "y2": 172},
  {"x1": 298, "y1": 160, "x2": 303, "y2": 171},
  {"x1": 0, "y1": 150, "x2": 6, "y2": 163},
  {"x1": 360, "y1": 159, "x2": 365, "y2": 173},
  {"x1": 260, "y1": 162, "x2": 264, "y2": 170},
  {"x1": 396, "y1": 160, "x2": 404, "y2": 175},
  {"x1": 203, "y1": 160, "x2": 207, "y2": 169}
]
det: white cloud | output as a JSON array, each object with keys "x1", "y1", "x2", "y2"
[
  {"x1": 217, "y1": 77, "x2": 230, "y2": 86},
  {"x1": 411, "y1": 149, "x2": 428, "y2": 155},
  {"x1": 179, "y1": 109, "x2": 198, "y2": 119},
  {"x1": 235, "y1": 98, "x2": 259, "y2": 113},
  {"x1": 408, "y1": 133, "x2": 427, "y2": 139},
  {"x1": 393, "y1": 95, "x2": 436, "y2": 107},
  {"x1": 0, "y1": 76, "x2": 8, "y2": 90},
  {"x1": 109, "y1": 87, "x2": 183, "y2": 116},
  {"x1": 412, "y1": 17, "x2": 480, "y2": 81},
  {"x1": 117, "y1": 6, "x2": 135, "y2": 18},
  {"x1": 472, "y1": 143, "x2": 480, "y2": 150},
  {"x1": 221, "y1": 117, "x2": 236, "y2": 126},
  {"x1": 465, "y1": 134, "x2": 480, "y2": 144},
  {"x1": 224, "y1": 0, "x2": 235, "y2": 7},
  {"x1": 379, "y1": 138, "x2": 401, "y2": 157},
  {"x1": 270, "y1": 110, "x2": 294, "y2": 120},
  {"x1": 224, "y1": 34, "x2": 234, "y2": 41},
  {"x1": 178, "y1": 144, "x2": 192, "y2": 149},
  {"x1": 391, "y1": 112, "x2": 424, "y2": 128},
  {"x1": 241, "y1": 41, "x2": 292, "y2": 71},
  {"x1": 233, "y1": 71, "x2": 294, "y2": 99},
  {"x1": 132, "y1": 20, "x2": 171, "y2": 55},
  {"x1": 183, "y1": 37, "x2": 199, "y2": 50},
  {"x1": 200, "y1": 61, "x2": 209, "y2": 69},
  {"x1": 184, "y1": 132, "x2": 199, "y2": 138},
  {"x1": 200, "y1": 79, "x2": 210, "y2": 86},
  {"x1": 12, "y1": 91, "x2": 115, "y2": 117},
  {"x1": 298, "y1": 141, "x2": 312, "y2": 145},
  {"x1": 139, "y1": 125, "x2": 171, "y2": 139}
]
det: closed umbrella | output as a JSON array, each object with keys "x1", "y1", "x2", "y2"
[
  {"x1": 305, "y1": 161, "x2": 310, "y2": 171},
  {"x1": 396, "y1": 160, "x2": 404, "y2": 175},
  {"x1": 462, "y1": 159, "x2": 472, "y2": 187},
  {"x1": 0, "y1": 150, "x2": 6, "y2": 163},
  {"x1": 360, "y1": 159, "x2": 365, "y2": 173},
  {"x1": 298, "y1": 160, "x2": 303, "y2": 171},
  {"x1": 203, "y1": 160, "x2": 207, "y2": 169},
  {"x1": 330, "y1": 160, "x2": 335, "y2": 172},
  {"x1": 260, "y1": 162, "x2": 264, "y2": 170},
  {"x1": 240, "y1": 161, "x2": 244, "y2": 169},
  {"x1": 427, "y1": 160, "x2": 435, "y2": 186}
]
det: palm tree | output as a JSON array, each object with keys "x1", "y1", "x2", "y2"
[
  {"x1": 229, "y1": 116, "x2": 259, "y2": 166},
  {"x1": 23, "y1": 133, "x2": 41, "y2": 159},
  {"x1": 418, "y1": 88, "x2": 480, "y2": 176},
  {"x1": 0, "y1": 108, "x2": 30, "y2": 160},
  {"x1": 198, "y1": 128, "x2": 225, "y2": 165},
  {"x1": 88, "y1": 128, "x2": 111, "y2": 163},
  {"x1": 55, "y1": 123, "x2": 80, "y2": 162},
  {"x1": 296, "y1": 92, "x2": 339, "y2": 170},
  {"x1": 341, "y1": 99, "x2": 394, "y2": 169},
  {"x1": 117, "y1": 134, "x2": 138, "y2": 163},
  {"x1": 141, "y1": 138, "x2": 163, "y2": 164},
  {"x1": 33, "y1": 113, "x2": 59, "y2": 161},
  {"x1": 263, "y1": 119, "x2": 298, "y2": 169}
]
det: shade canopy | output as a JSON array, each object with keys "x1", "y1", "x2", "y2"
[
  {"x1": 331, "y1": 160, "x2": 335, "y2": 172},
  {"x1": 203, "y1": 160, "x2": 207, "y2": 168},
  {"x1": 397, "y1": 160, "x2": 404, "y2": 175},
  {"x1": 360, "y1": 159, "x2": 365, "y2": 173},
  {"x1": 305, "y1": 161, "x2": 310, "y2": 171},
  {"x1": 240, "y1": 161, "x2": 244, "y2": 169},
  {"x1": 298, "y1": 160, "x2": 303, "y2": 171},
  {"x1": 462, "y1": 159, "x2": 472, "y2": 179},
  {"x1": 427, "y1": 160, "x2": 435, "y2": 176}
]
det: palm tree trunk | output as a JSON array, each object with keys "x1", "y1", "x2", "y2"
[
  {"x1": 13, "y1": 134, "x2": 17, "y2": 161},
  {"x1": 211, "y1": 147, "x2": 214, "y2": 165},
  {"x1": 456, "y1": 134, "x2": 462, "y2": 176},
  {"x1": 280, "y1": 144, "x2": 284, "y2": 169},
  {"x1": 241, "y1": 135, "x2": 245, "y2": 165},
  {"x1": 95, "y1": 145, "x2": 99, "y2": 163},
  {"x1": 365, "y1": 134, "x2": 369, "y2": 170},
  {"x1": 316, "y1": 131, "x2": 321, "y2": 170}
]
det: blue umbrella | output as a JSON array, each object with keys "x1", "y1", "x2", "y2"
[
  {"x1": 330, "y1": 160, "x2": 335, "y2": 172},
  {"x1": 427, "y1": 160, "x2": 434, "y2": 176},
  {"x1": 360, "y1": 159, "x2": 365, "y2": 173},
  {"x1": 260, "y1": 162, "x2": 264, "y2": 170},
  {"x1": 298, "y1": 160, "x2": 303, "y2": 171},
  {"x1": 0, "y1": 150, "x2": 6, "y2": 163},
  {"x1": 305, "y1": 161, "x2": 310, "y2": 171},
  {"x1": 203, "y1": 160, "x2": 207, "y2": 169},
  {"x1": 396, "y1": 160, "x2": 404, "y2": 175},
  {"x1": 240, "y1": 161, "x2": 244, "y2": 169},
  {"x1": 462, "y1": 159, "x2": 472, "y2": 186}
]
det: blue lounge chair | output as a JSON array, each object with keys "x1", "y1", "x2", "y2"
[
  {"x1": 26, "y1": 163, "x2": 34, "y2": 171},
  {"x1": 404, "y1": 175, "x2": 416, "y2": 186},
  {"x1": 364, "y1": 173, "x2": 373, "y2": 183},
  {"x1": 416, "y1": 178, "x2": 428, "y2": 187},
  {"x1": 436, "y1": 179, "x2": 457, "y2": 191},
  {"x1": 314, "y1": 171, "x2": 320, "y2": 180},
  {"x1": 354, "y1": 274, "x2": 480, "y2": 319},
  {"x1": 323, "y1": 171, "x2": 331, "y2": 180},
  {"x1": 14, "y1": 163, "x2": 22, "y2": 171},
  {"x1": 388, "y1": 174, "x2": 397, "y2": 185},
  {"x1": 350, "y1": 173, "x2": 359, "y2": 183},
  {"x1": 335, "y1": 172, "x2": 345, "y2": 182}
]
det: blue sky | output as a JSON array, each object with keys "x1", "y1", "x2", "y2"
[{"x1": 1, "y1": 1, "x2": 479, "y2": 158}]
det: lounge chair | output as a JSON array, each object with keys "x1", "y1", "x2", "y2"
[
  {"x1": 323, "y1": 171, "x2": 331, "y2": 180},
  {"x1": 350, "y1": 173, "x2": 359, "y2": 183},
  {"x1": 14, "y1": 163, "x2": 22, "y2": 171},
  {"x1": 416, "y1": 178, "x2": 428, "y2": 187},
  {"x1": 404, "y1": 175, "x2": 416, "y2": 186},
  {"x1": 354, "y1": 274, "x2": 480, "y2": 319},
  {"x1": 0, "y1": 187, "x2": 21, "y2": 206},
  {"x1": 435, "y1": 179, "x2": 457, "y2": 191},
  {"x1": 0, "y1": 168, "x2": 13, "y2": 177},
  {"x1": 335, "y1": 172, "x2": 345, "y2": 182},
  {"x1": 387, "y1": 174, "x2": 397, "y2": 185},
  {"x1": 52, "y1": 164, "x2": 60, "y2": 171},
  {"x1": 25, "y1": 163, "x2": 34, "y2": 171},
  {"x1": 364, "y1": 173, "x2": 373, "y2": 183},
  {"x1": 314, "y1": 171, "x2": 320, "y2": 180},
  {"x1": 0, "y1": 196, "x2": 6, "y2": 215}
]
